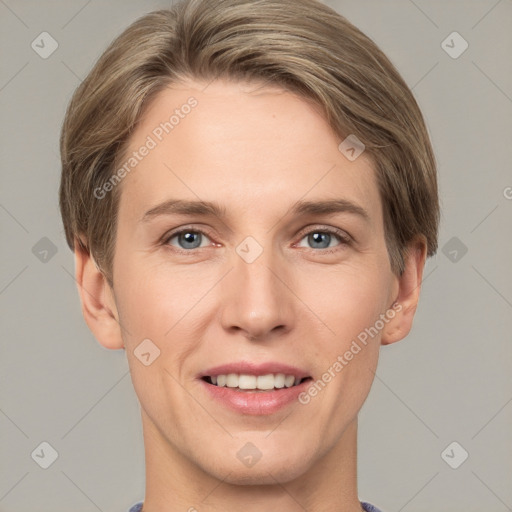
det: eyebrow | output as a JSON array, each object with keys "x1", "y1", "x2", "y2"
[{"x1": 141, "y1": 198, "x2": 370, "y2": 223}]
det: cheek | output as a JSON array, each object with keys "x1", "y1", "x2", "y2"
[
  {"x1": 115, "y1": 262, "x2": 197, "y2": 418},
  {"x1": 303, "y1": 264, "x2": 390, "y2": 343},
  {"x1": 113, "y1": 257, "x2": 213, "y2": 390},
  {"x1": 301, "y1": 265, "x2": 387, "y2": 400},
  {"x1": 113, "y1": 252, "x2": 188, "y2": 336},
  {"x1": 304, "y1": 273, "x2": 384, "y2": 426}
]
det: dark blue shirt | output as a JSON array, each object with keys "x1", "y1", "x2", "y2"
[{"x1": 128, "y1": 500, "x2": 383, "y2": 511}]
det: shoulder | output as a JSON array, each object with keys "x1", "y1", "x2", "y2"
[
  {"x1": 129, "y1": 501, "x2": 381, "y2": 511},
  {"x1": 361, "y1": 502, "x2": 384, "y2": 512}
]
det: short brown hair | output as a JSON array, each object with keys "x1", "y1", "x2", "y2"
[{"x1": 59, "y1": 0, "x2": 439, "y2": 286}]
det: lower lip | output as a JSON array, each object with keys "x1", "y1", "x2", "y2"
[{"x1": 198, "y1": 378, "x2": 312, "y2": 415}]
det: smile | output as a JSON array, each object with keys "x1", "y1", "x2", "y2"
[{"x1": 202, "y1": 373, "x2": 311, "y2": 391}]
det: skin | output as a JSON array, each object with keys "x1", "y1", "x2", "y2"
[{"x1": 74, "y1": 78, "x2": 427, "y2": 512}]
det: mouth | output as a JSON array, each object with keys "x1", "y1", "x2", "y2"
[
  {"x1": 197, "y1": 361, "x2": 313, "y2": 414},
  {"x1": 201, "y1": 373, "x2": 313, "y2": 392}
]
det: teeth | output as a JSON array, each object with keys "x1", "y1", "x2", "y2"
[
  {"x1": 226, "y1": 373, "x2": 239, "y2": 387},
  {"x1": 273, "y1": 373, "x2": 285, "y2": 388},
  {"x1": 284, "y1": 375, "x2": 295, "y2": 388},
  {"x1": 209, "y1": 373, "x2": 304, "y2": 390},
  {"x1": 257, "y1": 374, "x2": 275, "y2": 390},
  {"x1": 238, "y1": 374, "x2": 257, "y2": 389}
]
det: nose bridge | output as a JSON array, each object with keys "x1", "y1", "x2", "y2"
[{"x1": 221, "y1": 238, "x2": 291, "y2": 339}]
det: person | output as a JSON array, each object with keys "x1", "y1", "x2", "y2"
[{"x1": 58, "y1": 0, "x2": 439, "y2": 510}]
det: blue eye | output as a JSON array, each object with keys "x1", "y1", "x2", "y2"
[
  {"x1": 303, "y1": 232, "x2": 337, "y2": 249},
  {"x1": 165, "y1": 230, "x2": 211, "y2": 250},
  {"x1": 297, "y1": 228, "x2": 350, "y2": 252},
  {"x1": 163, "y1": 226, "x2": 351, "y2": 254}
]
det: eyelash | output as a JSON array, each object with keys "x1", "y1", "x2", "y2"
[{"x1": 161, "y1": 225, "x2": 352, "y2": 255}]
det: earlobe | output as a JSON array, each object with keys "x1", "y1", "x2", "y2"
[
  {"x1": 74, "y1": 239, "x2": 124, "y2": 350},
  {"x1": 381, "y1": 237, "x2": 427, "y2": 346}
]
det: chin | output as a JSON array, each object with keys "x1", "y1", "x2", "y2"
[
  {"x1": 202, "y1": 449, "x2": 314, "y2": 486},
  {"x1": 219, "y1": 467, "x2": 309, "y2": 486}
]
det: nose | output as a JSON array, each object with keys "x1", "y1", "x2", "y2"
[{"x1": 220, "y1": 246, "x2": 294, "y2": 342}]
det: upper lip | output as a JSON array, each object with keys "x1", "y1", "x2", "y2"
[{"x1": 199, "y1": 361, "x2": 311, "y2": 379}]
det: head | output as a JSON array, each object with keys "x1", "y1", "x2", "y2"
[{"x1": 59, "y1": 0, "x2": 439, "y2": 487}]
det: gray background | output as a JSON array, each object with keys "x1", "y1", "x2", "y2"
[{"x1": 1, "y1": 0, "x2": 511, "y2": 511}]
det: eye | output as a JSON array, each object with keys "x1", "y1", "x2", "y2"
[
  {"x1": 164, "y1": 228, "x2": 212, "y2": 251},
  {"x1": 162, "y1": 225, "x2": 351, "y2": 254},
  {"x1": 296, "y1": 227, "x2": 351, "y2": 253}
]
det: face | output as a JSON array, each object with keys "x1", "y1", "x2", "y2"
[{"x1": 107, "y1": 78, "x2": 401, "y2": 484}]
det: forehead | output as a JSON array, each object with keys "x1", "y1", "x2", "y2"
[{"x1": 117, "y1": 78, "x2": 382, "y2": 227}]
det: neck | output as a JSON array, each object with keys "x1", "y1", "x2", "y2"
[{"x1": 140, "y1": 409, "x2": 362, "y2": 512}]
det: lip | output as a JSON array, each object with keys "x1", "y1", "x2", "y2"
[
  {"x1": 199, "y1": 361, "x2": 310, "y2": 380},
  {"x1": 197, "y1": 361, "x2": 312, "y2": 416},
  {"x1": 199, "y1": 377, "x2": 312, "y2": 415}
]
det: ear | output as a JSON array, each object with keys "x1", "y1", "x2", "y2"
[
  {"x1": 381, "y1": 236, "x2": 428, "y2": 345},
  {"x1": 74, "y1": 239, "x2": 124, "y2": 350}
]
